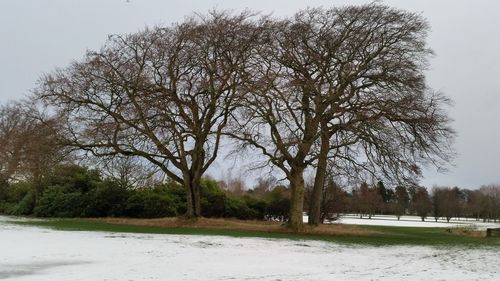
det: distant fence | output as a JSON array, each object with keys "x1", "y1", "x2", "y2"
[{"x1": 486, "y1": 228, "x2": 500, "y2": 237}]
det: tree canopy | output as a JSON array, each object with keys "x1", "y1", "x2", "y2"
[{"x1": 34, "y1": 3, "x2": 454, "y2": 230}]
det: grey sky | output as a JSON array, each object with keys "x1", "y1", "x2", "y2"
[{"x1": 0, "y1": 0, "x2": 499, "y2": 189}]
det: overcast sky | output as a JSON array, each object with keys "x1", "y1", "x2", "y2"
[{"x1": 0, "y1": 0, "x2": 499, "y2": 189}]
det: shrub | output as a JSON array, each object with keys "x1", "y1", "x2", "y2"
[
  {"x1": 265, "y1": 186, "x2": 290, "y2": 219},
  {"x1": 34, "y1": 186, "x2": 87, "y2": 217},
  {"x1": 153, "y1": 182, "x2": 186, "y2": 215},
  {"x1": 0, "y1": 182, "x2": 35, "y2": 215},
  {"x1": 44, "y1": 164, "x2": 101, "y2": 193},
  {"x1": 1, "y1": 182, "x2": 32, "y2": 204},
  {"x1": 201, "y1": 178, "x2": 226, "y2": 217},
  {"x1": 242, "y1": 195, "x2": 267, "y2": 219},
  {"x1": 0, "y1": 202, "x2": 16, "y2": 214},
  {"x1": 224, "y1": 196, "x2": 258, "y2": 220},
  {"x1": 10, "y1": 190, "x2": 36, "y2": 215},
  {"x1": 84, "y1": 180, "x2": 129, "y2": 217},
  {"x1": 124, "y1": 190, "x2": 176, "y2": 218}
]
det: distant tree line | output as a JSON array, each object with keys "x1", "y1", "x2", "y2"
[
  {"x1": 0, "y1": 3, "x2": 457, "y2": 231},
  {"x1": 304, "y1": 178, "x2": 500, "y2": 223}
]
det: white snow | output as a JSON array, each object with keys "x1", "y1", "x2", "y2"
[
  {"x1": 322, "y1": 214, "x2": 500, "y2": 229},
  {"x1": 0, "y1": 216, "x2": 499, "y2": 281}
]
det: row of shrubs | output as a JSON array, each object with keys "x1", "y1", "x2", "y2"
[{"x1": 0, "y1": 165, "x2": 290, "y2": 220}]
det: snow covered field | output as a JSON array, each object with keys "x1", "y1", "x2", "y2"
[
  {"x1": 327, "y1": 214, "x2": 500, "y2": 229},
  {"x1": 1, "y1": 216, "x2": 499, "y2": 281}
]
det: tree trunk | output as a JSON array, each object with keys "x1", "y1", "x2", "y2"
[
  {"x1": 288, "y1": 166, "x2": 305, "y2": 231},
  {"x1": 308, "y1": 123, "x2": 329, "y2": 226},
  {"x1": 184, "y1": 174, "x2": 201, "y2": 218}
]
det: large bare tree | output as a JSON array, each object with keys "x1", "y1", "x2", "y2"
[
  {"x1": 232, "y1": 4, "x2": 454, "y2": 229},
  {"x1": 37, "y1": 12, "x2": 262, "y2": 217},
  {"x1": 230, "y1": 17, "x2": 325, "y2": 230},
  {"x1": 306, "y1": 4, "x2": 455, "y2": 225}
]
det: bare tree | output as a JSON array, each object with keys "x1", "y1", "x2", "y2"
[
  {"x1": 306, "y1": 4, "x2": 455, "y2": 225},
  {"x1": 0, "y1": 101, "x2": 68, "y2": 201},
  {"x1": 351, "y1": 182, "x2": 379, "y2": 219},
  {"x1": 432, "y1": 186, "x2": 461, "y2": 222},
  {"x1": 394, "y1": 185, "x2": 409, "y2": 220},
  {"x1": 92, "y1": 156, "x2": 164, "y2": 189},
  {"x1": 479, "y1": 185, "x2": 500, "y2": 222},
  {"x1": 360, "y1": 182, "x2": 383, "y2": 219},
  {"x1": 232, "y1": 4, "x2": 454, "y2": 229},
  {"x1": 0, "y1": 103, "x2": 25, "y2": 185},
  {"x1": 320, "y1": 177, "x2": 348, "y2": 222},
  {"x1": 220, "y1": 173, "x2": 247, "y2": 196},
  {"x1": 37, "y1": 12, "x2": 263, "y2": 217},
  {"x1": 411, "y1": 186, "x2": 432, "y2": 221},
  {"x1": 251, "y1": 176, "x2": 277, "y2": 197},
  {"x1": 230, "y1": 17, "x2": 324, "y2": 230}
]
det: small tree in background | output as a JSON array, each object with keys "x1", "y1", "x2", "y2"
[
  {"x1": 0, "y1": 102, "x2": 69, "y2": 205},
  {"x1": 479, "y1": 185, "x2": 500, "y2": 222},
  {"x1": 412, "y1": 186, "x2": 432, "y2": 221},
  {"x1": 394, "y1": 186, "x2": 409, "y2": 220},
  {"x1": 320, "y1": 178, "x2": 348, "y2": 222},
  {"x1": 432, "y1": 187, "x2": 461, "y2": 222},
  {"x1": 357, "y1": 182, "x2": 383, "y2": 219}
]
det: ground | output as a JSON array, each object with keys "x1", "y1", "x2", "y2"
[{"x1": 1, "y1": 215, "x2": 499, "y2": 280}]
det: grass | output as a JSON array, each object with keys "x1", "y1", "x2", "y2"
[{"x1": 11, "y1": 217, "x2": 500, "y2": 247}]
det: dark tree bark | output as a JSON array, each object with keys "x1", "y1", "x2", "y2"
[
  {"x1": 309, "y1": 120, "x2": 329, "y2": 225},
  {"x1": 288, "y1": 166, "x2": 306, "y2": 231}
]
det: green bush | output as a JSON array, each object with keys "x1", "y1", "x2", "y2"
[
  {"x1": 32, "y1": 165, "x2": 109, "y2": 218},
  {"x1": 242, "y1": 195, "x2": 268, "y2": 219},
  {"x1": 0, "y1": 164, "x2": 289, "y2": 221},
  {"x1": 34, "y1": 186, "x2": 87, "y2": 217},
  {"x1": 84, "y1": 180, "x2": 129, "y2": 217},
  {"x1": 224, "y1": 196, "x2": 259, "y2": 220},
  {"x1": 265, "y1": 186, "x2": 290, "y2": 219},
  {"x1": 153, "y1": 182, "x2": 186, "y2": 215},
  {"x1": 125, "y1": 190, "x2": 177, "y2": 218},
  {"x1": 0, "y1": 202, "x2": 16, "y2": 214},
  {"x1": 199, "y1": 179, "x2": 266, "y2": 220},
  {"x1": 10, "y1": 190, "x2": 36, "y2": 215},
  {"x1": 0, "y1": 182, "x2": 33, "y2": 215},
  {"x1": 44, "y1": 164, "x2": 101, "y2": 193},
  {"x1": 201, "y1": 178, "x2": 226, "y2": 217},
  {"x1": 1, "y1": 182, "x2": 32, "y2": 204}
]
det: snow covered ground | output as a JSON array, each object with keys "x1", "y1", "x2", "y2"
[
  {"x1": 324, "y1": 214, "x2": 500, "y2": 229},
  {"x1": 0, "y1": 216, "x2": 499, "y2": 281}
]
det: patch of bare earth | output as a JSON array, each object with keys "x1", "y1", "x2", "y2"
[
  {"x1": 447, "y1": 227, "x2": 486, "y2": 238},
  {"x1": 87, "y1": 217, "x2": 381, "y2": 237}
]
